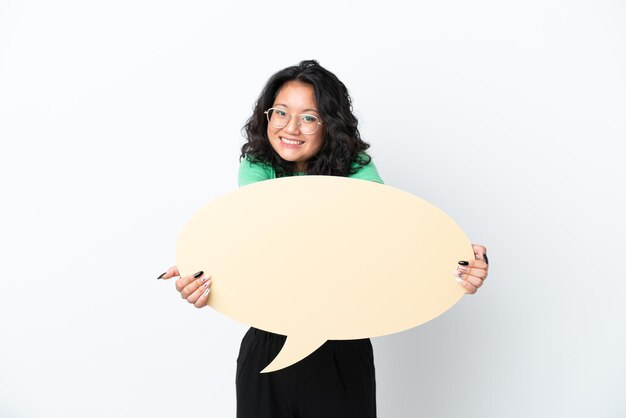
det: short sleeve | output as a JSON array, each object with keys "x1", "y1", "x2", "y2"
[
  {"x1": 238, "y1": 157, "x2": 276, "y2": 187},
  {"x1": 349, "y1": 157, "x2": 384, "y2": 184}
]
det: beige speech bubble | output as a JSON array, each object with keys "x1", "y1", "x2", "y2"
[{"x1": 176, "y1": 176, "x2": 472, "y2": 373}]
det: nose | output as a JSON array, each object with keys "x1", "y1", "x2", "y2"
[{"x1": 282, "y1": 115, "x2": 301, "y2": 134}]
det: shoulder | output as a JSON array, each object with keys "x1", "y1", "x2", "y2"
[
  {"x1": 238, "y1": 156, "x2": 276, "y2": 187},
  {"x1": 348, "y1": 153, "x2": 384, "y2": 184}
]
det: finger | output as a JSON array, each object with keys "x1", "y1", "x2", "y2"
[
  {"x1": 459, "y1": 273, "x2": 483, "y2": 289},
  {"x1": 187, "y1": 278, "x2": 212, "y2": 304},
  {"x1": 193, "y1": 280, "x2": 213, "y2": 308},
  {"x1": 457, "y1": 261, "x2": 488, "y2": 284},
  {"x1": 157, "y1": 266, "x2": 180, "y2": 280},
  {"x1": 464, "y1": 282, "x2": 478, "y2": 295},
  {"x1": 455, "y1": 275, "x2": 478, "y2": 295},
  {"x1": 458, "y1": 260, "x2": 488, "y2": 277},
  {"x1": 459, "y1": 259, "x2": 488, "y2": 270},
  {"x1": 471, "y1": 244, "x2": 489, "y2": 265},
  {"x1": 175, "y1": 270, "x2": 205, "y2": 292},
  {"x1": 459, "y1": 266, "x2": 488, "y2": 279},
  {"x1": 180, "y1": 279, "x2": 203, "y2": 299}
]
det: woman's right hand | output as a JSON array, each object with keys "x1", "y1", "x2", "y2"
[{"x1": 158, "y1": 266, "x2": 212, "y2": 308}]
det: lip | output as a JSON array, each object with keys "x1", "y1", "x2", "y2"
[{"x1": 279, "y1": 137, "x2": 305, "y2": 147}]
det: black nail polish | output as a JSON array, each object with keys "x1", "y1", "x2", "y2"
[
  {"x1": 458, "y1": 260, "x2": 469, "y2": 266},
  {"x1": 156, "y1": 272, "x2": 166, "y2": 280},
  {"x1": 483, "y1": 254, "x2": 489, "y2": 265},
  {"x1": 194, "y1": 270, "x2": 204, "y2": 278}
]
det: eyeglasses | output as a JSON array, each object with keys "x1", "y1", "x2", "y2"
[{"x1": 264, "y1": 108, "x2": 323, "y2": 135}]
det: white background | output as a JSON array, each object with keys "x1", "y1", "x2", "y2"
[{"x1": 1, "y1": 0, "x2": 624, "y2": 417}]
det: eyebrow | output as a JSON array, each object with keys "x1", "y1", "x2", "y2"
[{"x1": 273, "y1": 103, "x2": 319, "y2": 114}]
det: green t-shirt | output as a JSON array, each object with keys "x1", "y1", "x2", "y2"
[{"x1": 238, "y1": 156, "x2": 384, "y2": 187}]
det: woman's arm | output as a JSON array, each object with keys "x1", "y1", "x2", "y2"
[{"x1": 238, "y1": 157, "x2": 275, "y2": 186}]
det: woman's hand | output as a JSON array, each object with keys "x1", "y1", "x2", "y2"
[
  {"x1": 157, "y1": 266, "x2": 212, "y2": 308},
  {"x1": 455, "y1": 244, "x2": 489, "y2": 295}
]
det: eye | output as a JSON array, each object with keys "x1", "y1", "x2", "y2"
[
  {"x1": 274, "y1": 109, "x2": 287, "y2": 117},
  {"x1": 301, "y1": 114, "x2": 318, "y2": 123}
]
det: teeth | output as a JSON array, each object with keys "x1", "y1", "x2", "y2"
[{"x1": 281, "y1": 137, "x2": 304, "y2": 145}]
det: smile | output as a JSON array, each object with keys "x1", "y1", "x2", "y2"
[{"x1": 280, "y1": 137, "x2": 305, "y2": 145}]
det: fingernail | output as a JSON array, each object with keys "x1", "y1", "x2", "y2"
[
  {"x1": 193, "y1": 271, "x2": 204, "y2": 278},
  {"x1": 202, "y1": 288, "x2": 211, "y2": 297},
  {"x1": 483, "y1": 254, "x2": 489, "y2": 265},
  {"x1": 203, "y1": 281, "x2": 211, "y2": 288},
  {"x1": 458, "y1": 260, "x2": 469, "y2": 266},
  {"x1": 200, "y1": 276, "x2": 211, "y2": 283},
  {"x1": 156, "y1": 272, "x2": 166, "y2": 280},
  {"x1": 456, "y1": 277, "x2": 465, "y2": 285},
  {"x1": 457, "y1": 265, "x2": 467, "y2": 273}
]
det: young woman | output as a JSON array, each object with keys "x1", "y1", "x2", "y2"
[{"x1": 158, "y1": 60, "x2": 490, "y2": 418}]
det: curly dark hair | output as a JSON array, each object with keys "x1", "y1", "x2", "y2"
[{"x1": 240, "y1": 60, "x2": 371, "y2": 177}]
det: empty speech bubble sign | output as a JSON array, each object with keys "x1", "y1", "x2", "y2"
[{"x1": 176, "y1": 176, "x2": 472, "y2": 373}]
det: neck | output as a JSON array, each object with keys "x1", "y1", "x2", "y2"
[{"x1": 295, "y1": 162, "x2": 307, "y2": 173}]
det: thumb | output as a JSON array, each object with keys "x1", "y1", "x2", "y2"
[
  {"x1": 156, "y1": 265, "x2": 180, "y2": 280},
  {"x1": 471, "y1": 244, "x2": 488, "y2": 265}
]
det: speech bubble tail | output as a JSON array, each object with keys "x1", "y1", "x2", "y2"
[{"x1": 260, "y1": 335, "x2": 326, "y2": 373}]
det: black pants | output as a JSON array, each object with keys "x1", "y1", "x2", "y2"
[{"x1": 236, "y1": 328, "x2": 377, "y2": 418}]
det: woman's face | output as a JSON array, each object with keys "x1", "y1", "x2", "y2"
[{"x1": 267, "y1": 81, "x2": 324, "y2": 172}]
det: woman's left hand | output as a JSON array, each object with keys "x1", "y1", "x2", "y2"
[{"x1": 455, "y1": 244, "x2": 489, "y2": 295}]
